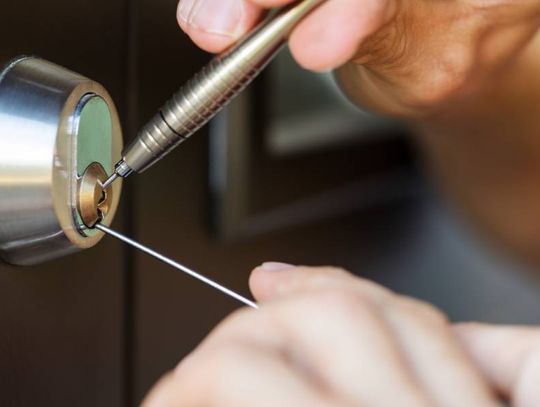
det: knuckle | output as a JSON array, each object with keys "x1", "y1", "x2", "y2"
[
  {"x1": 360, "y1": 10, "x2": 474, "y2": 109},
  {"x1": 314, "y1": 287, "x2": 371, "y2": 315},
  {"x1": 358, "y1": 12, "x2": 409, "y2": 67},
  {"x1": 397, "y1": 296, "x2": 449, "y2": 327},
  {"x1": 317, "y1": 266, "x2": 352, "y2": 279},
  {"x1": 410, "y1": 71, "x2": 468, "y2": 107},
  {"x1": 301, "y1": 271, "x2": 393, "y2": 308},
  {"x1": 292, "y1": 266, "x2": 354, "y2": 291},
  {"x1": 320, "y1": 266, "x2": 356, "y2": 284},
  {"x1": 353, "y1": 276, "x2": 394, "y2": 298},
  {"x1": 472, "y1": 0, "x2": 540, "y2": 20},
  {"x1": 405, "y1": 49, "x2": 472, "y2": 108}
]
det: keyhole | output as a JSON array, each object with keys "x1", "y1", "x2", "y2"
[
  {"x1": 96, "y1": 189, "x2": 108, "y2": 222},
  {"x1": 77, "y1": 162, "x2": 114, "y2": 230},
  {"x1": 98, "y1": 190, "x2": 107, "y2": 206}
]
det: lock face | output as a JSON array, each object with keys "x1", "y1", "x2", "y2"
[
  {"x1": 0, "y1": 57, "x2": 123, "y2": 265},
  {"x1": 73, "y1": 95, "x2": 115, "y2": 235}
]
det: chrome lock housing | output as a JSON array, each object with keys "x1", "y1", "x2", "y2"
[{"x1": 0, "y1": 57, "x2": 122, "y2": 265}]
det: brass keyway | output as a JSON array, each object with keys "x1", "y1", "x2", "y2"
[{"x1": 78, "y1": 162, "x2": 113, "y2": 228}]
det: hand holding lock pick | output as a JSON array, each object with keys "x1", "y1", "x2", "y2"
[{"x1": 141, "y1": 0, "x2": 540, "y2": 405}]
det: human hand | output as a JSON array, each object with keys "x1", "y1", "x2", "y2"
[
  {"x1": 142, "y1": 264, "x2": 540, "y2": 406},
  {"x1": 176, "y1": 0, "x2": 540, "y2": 116}
]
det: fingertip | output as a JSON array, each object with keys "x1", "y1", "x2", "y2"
[
  {"x1": 176, "y1": 0, "x2": 264, "y2": 54},
  {"x1": 177, "y1": 5, "x2": 237, "y2": 53},
  {"x1": 249, "y1": 266, "x2": 270, "y2": 302},
  {"x1": 186, "y1": 28, "x2": 238, "y2": 53},
  {"x1": 249, "y1": 263, "x2": 296, "y2": 301},
  {"x1": 289, "y1": 33, "x2": 350, "y2": 72},
  {"x1": 287, "y1": 9, "x2": 355, "y2": 72}
]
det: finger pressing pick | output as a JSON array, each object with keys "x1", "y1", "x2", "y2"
[{"x1": 177, "y1": 0, "x2": 264, "y2": 53}]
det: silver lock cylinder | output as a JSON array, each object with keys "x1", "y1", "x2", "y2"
[{"x1": 0, "y1": 57, "x2": 123, "y2": 265}]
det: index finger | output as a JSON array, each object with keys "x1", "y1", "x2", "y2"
[
  {"x1": 177, "y1": 0, "x2": 395, "y2": 70},
  {"x1": 177, "y1": 0, "x2": 264, "y2": 53}
]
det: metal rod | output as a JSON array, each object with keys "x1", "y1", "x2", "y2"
[
  {"x1": 101, "y1": 173, "x2": 118, "y2": 189},
  {"x1": 95, "y1": 224, "x2": 258, "y2": 309}
]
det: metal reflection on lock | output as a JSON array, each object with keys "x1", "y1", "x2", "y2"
[{"x1": 0, "y1": 57, "x2": 123, "y2": 265}]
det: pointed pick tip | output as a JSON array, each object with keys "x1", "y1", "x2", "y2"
[{"x1": 101, "y1": 173, "x2": 119, "y2": 190}]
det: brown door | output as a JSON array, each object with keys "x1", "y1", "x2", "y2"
[
  {"x1": 3, "y1": 1, "x2": 540, "y2": 407},
  {"x1": 0, "y1": 1, "x2": 129, "y2": 405}
]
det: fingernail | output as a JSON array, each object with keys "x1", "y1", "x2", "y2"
[
  {"x1": 260, "y1": 262, "x2": 295, "y2": 272},
  {"x1": 178, "y1": 0, "x2": 244, "y2": 37}
]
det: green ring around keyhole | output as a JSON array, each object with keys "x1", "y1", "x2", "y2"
[{"x1": 75, "y1": 94, "x2": 113, "y2": 237}]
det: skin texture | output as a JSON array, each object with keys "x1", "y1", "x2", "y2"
[
  {"x1": 143, "y1": 1, "x2": 540, "y2": 405},
  {"x1": 177, "y1": 0, "x2": 540, "y2": 115},
  {"x1": 143, "y1": 265, "x2": 540, "y2": 406},
  {"x1": 177, "y1": 0, "x2": 540, "y2": 265}
]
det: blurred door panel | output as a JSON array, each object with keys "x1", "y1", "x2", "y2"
[{"x1": 0, "y1": 1, "x2": 128, "y2": 405}]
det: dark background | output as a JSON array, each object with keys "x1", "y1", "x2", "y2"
[{"x1": 1, "y1": 1, "x2": 540, "y2": 406}]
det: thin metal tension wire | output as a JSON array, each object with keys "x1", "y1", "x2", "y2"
[{"x1": 95, "y1": 224, "x2": 258, "y2": 309}]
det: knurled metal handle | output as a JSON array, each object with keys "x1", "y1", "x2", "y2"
[{"x1": 122, "y1": 0, "x2": 325, "y2": 174}]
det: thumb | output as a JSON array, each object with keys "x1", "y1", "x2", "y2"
[
  {"x1": 177, "y1": 0, "x2": 263, "y2": 53},
  {"x1": 249, "y1": 262, "x2": 303, "y2": 302},
  {"x1": 454, "y1": 323, "x2": 540, "y2": 406},
  {"x1": 249, "y1": 263, "x2": 358, "y2": 302}
]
